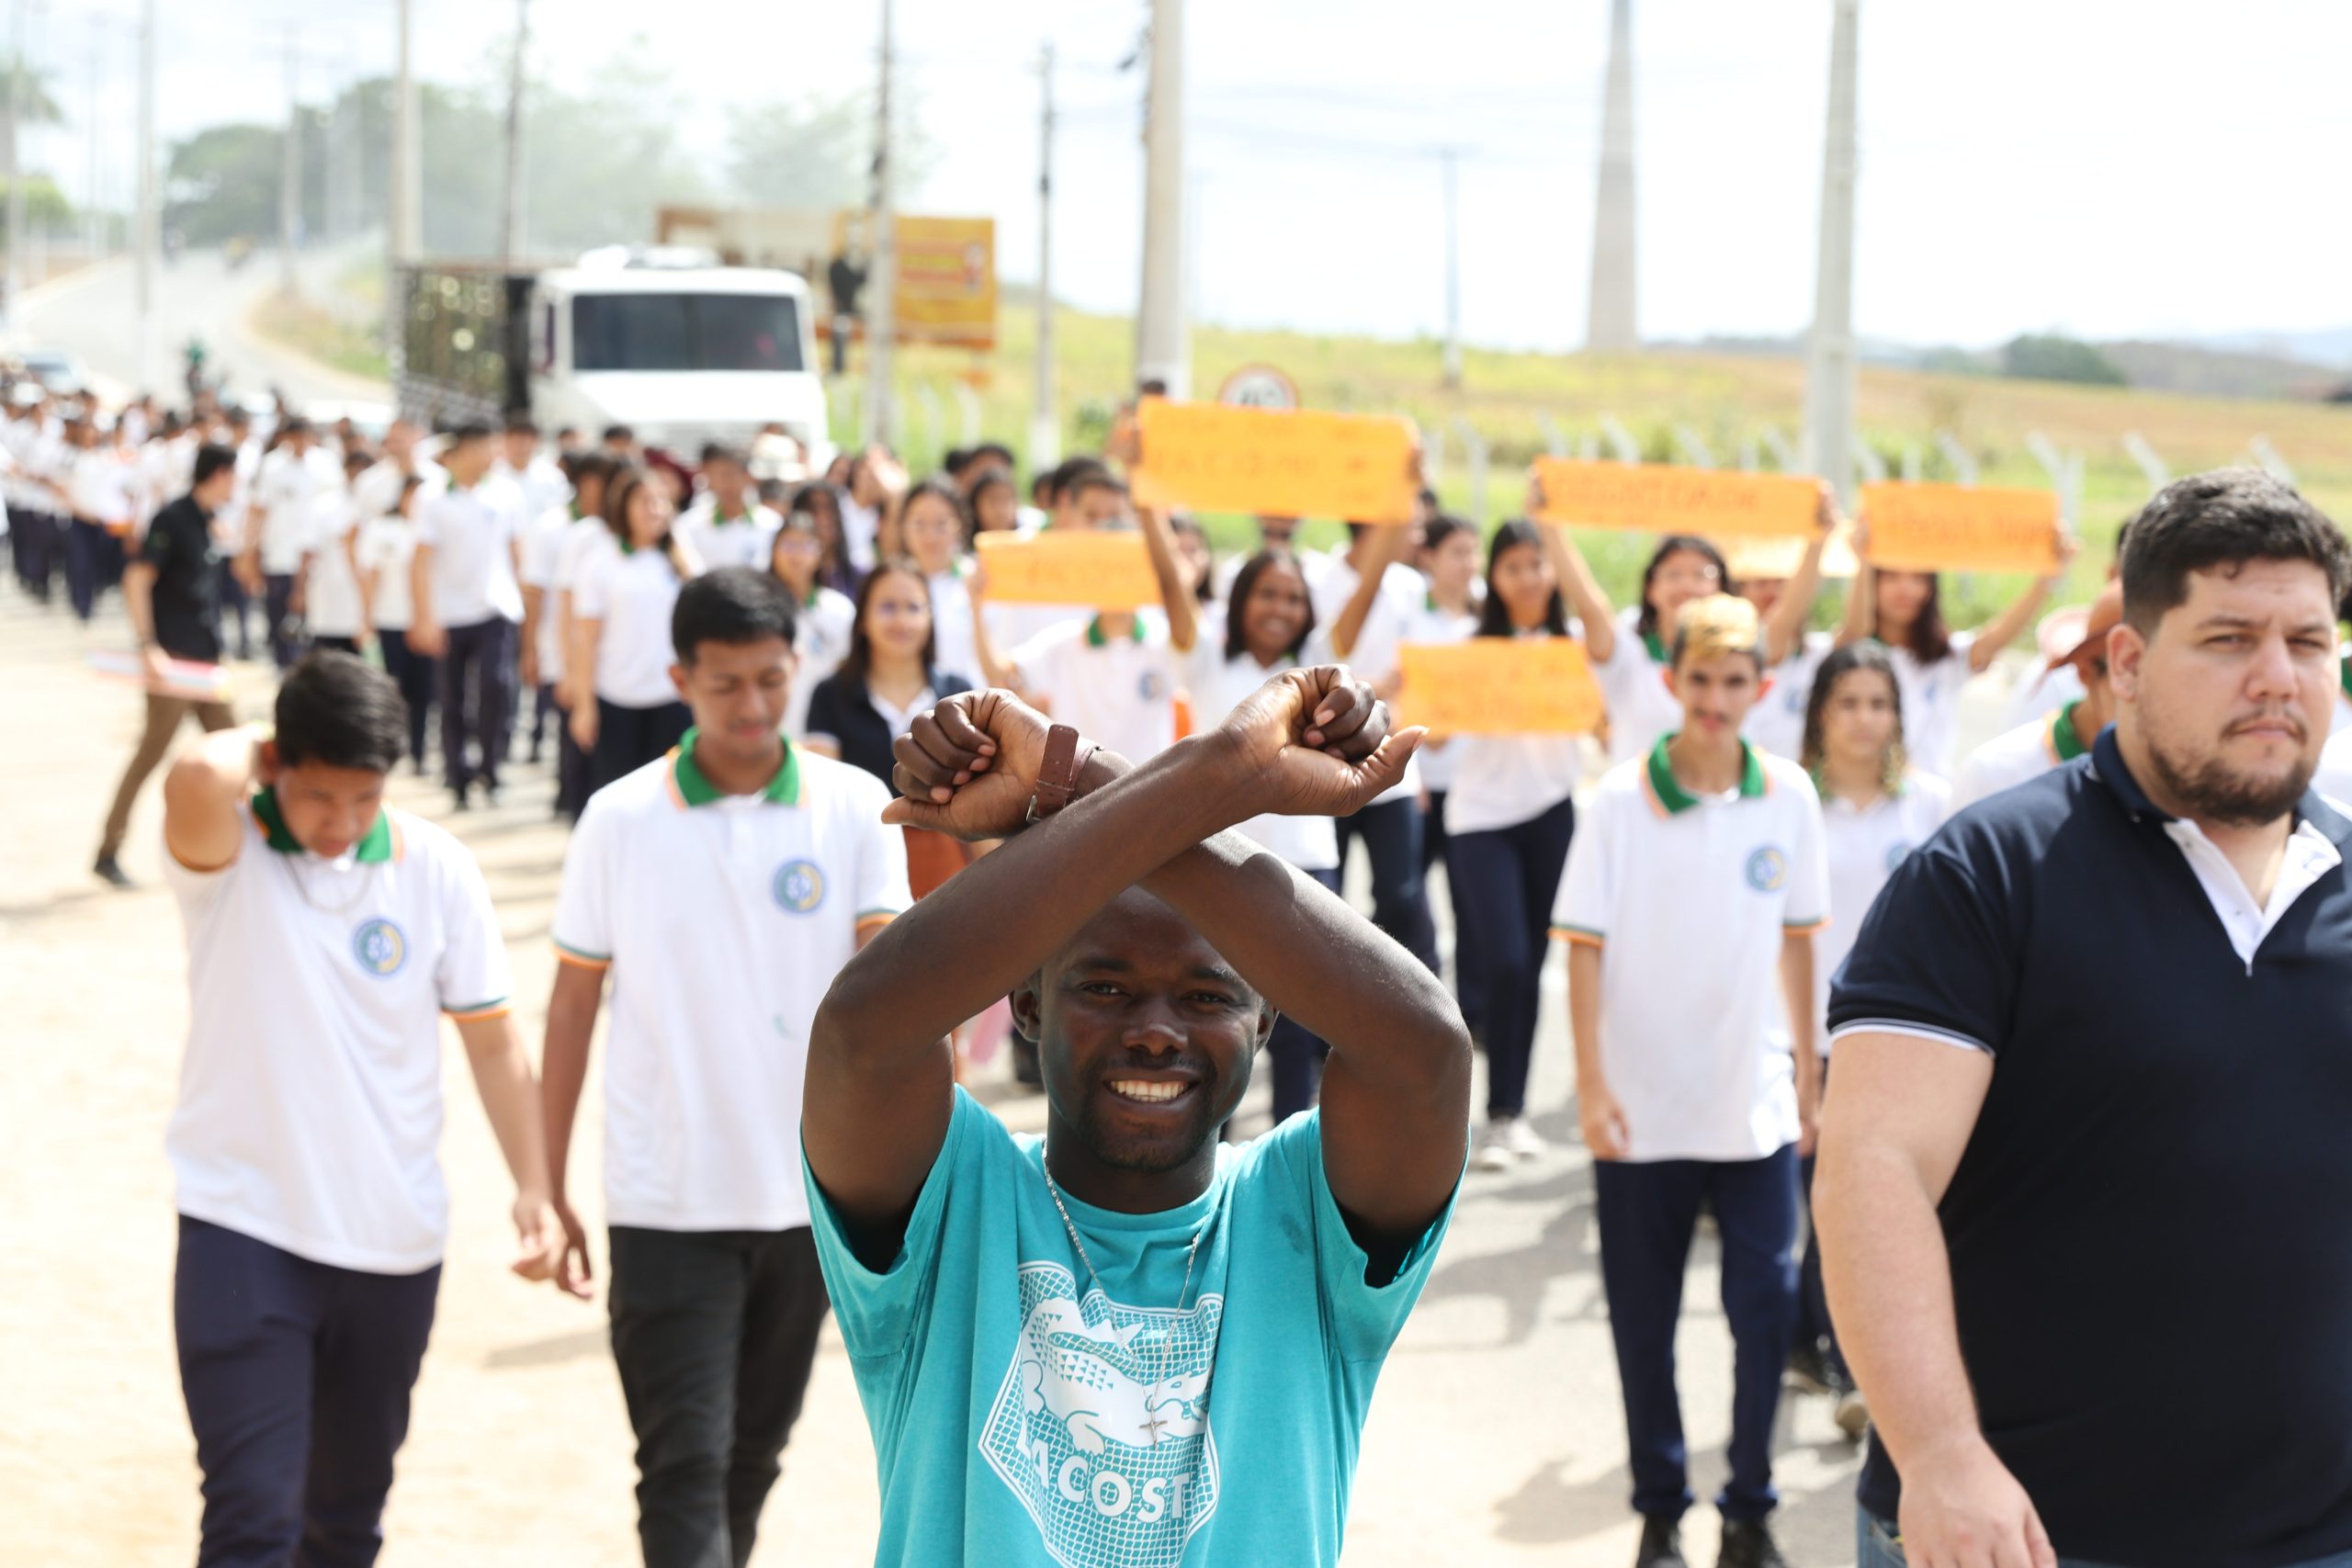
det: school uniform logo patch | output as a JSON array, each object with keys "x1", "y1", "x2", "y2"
[
  {"x1": 351, "y1": 918, "x2": 408, "y2": 976},
  {"x1": 1744, "y1": 846, "x2": 1789, "y2": 893},
  {"x1": 1138, "y1": 671, "x2": 1168, "y2": 703},
  {"x1": 772, "y1": 859, "x2": 826, "y2": 913},
  {"x1": 980, "y1": 1261, "x2": 1222, "y2": 1568}
]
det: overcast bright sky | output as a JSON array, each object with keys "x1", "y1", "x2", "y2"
[{"x1": 50, "y1": 0, "x2": 2352, "y2": 354}]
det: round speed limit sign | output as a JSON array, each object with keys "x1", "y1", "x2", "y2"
[{"x1": 1216, "y1": 364, "x2": 1300, "y2": 411}]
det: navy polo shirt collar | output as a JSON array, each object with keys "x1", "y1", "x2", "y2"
[{"x1": 2089, "y1": 723, "x2": 2352, "y2": 848}]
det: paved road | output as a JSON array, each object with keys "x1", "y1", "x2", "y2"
[
  {"x1": 13, "y1": 245, "x2": 390, "y2": 412},
  {"x1": 0, "y1": 583, "x2": 1887, "y2": 1567}
]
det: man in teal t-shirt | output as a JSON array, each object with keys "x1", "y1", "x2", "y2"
[{"x1": 804, "y1": 671, "x2": 1471, "y2": 1568}]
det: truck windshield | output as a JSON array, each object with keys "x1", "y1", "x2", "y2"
[{"x1": 571, "y1": 293, "x2": 804, "y2": 373}]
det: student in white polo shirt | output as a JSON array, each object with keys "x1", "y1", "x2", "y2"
[
  {"x1": 1952, "y1": 579, "x2": 2121, "y2": 810},
  {"x1": 409, "y1": 423, "x2": 529, "y2": 809},
  {"x1": 1322, "y1": 520, "x2": 1442, "y2": 970},
  {"x1": 1182, "y1": 546, "x2": 1347, "y2": 1119},
  {"x1": 158, "y1": 651, "x2": 565, "y2": 1566},
  {"x1": 571, "y1": 461, "x2": 703, "y2": 795},
  {"x1": 764, "y1": 508, "x2": 856, "y2": 740},
  {"x1": 1836, "y1": 522, "x2": 2077, "y2": 778},
  {"x1": 899, "y1": 478, "x2": 985, "y2": 688},
  {"x1": 1551, "y1": 593, "x2": 1827, "y2": 1568},
  {"x1": 1786, "y1": 640, "x2": 1949, "y2": 1438},
  {"x1": 243, "y1": 415, "x2": 339, "y2": 669},
  {"x1": 1442, "y1": 521, "x2": 1588, "y2": 1173},
  {"x1": 989, "y1": 488, "x2": 1198, "y2": 765},
  {"x1": 522, "y1": 452, "x2": 612, "y2": 817},
  {"x1": 543, "y1": 569, "x2": 911, "y2": 1568},
  {"x1": 676, "y1": 444, "x2": 782, "y2": 571},
  {"x1": 1544, "y1": 509, "x2": 1732, "y2": 770}
]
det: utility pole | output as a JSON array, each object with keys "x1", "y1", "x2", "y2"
[
  {"x1": 389, "y1": 0, "x2": 419, "y2": 262},
  {"x1": 1134, "y1": 0, "x2": 1188, "y2": 396},
  {"x1": 82, "y1": 17, "x2": 97, "y2": 259},
  {"x1": 278, "y1": 26, "x2": 300, "y2": 291},
  {"x1": 1439, "y1": 147, "x2": 1463, "y2": 389},
  {"x1": 387, "y1": 0, "x2": 419, "y2": 382},
  {"x1": 1800, "y1": 0, "x2": 1860, "y2": 504},
  {"x1": 863, "y1": 0, "x2": 897, "y2": 447},
  {"x1": 1029, "y1": 39, "x2": 1059, "y2": 470},
  {"x1": 500, "y1": 0, "x2": 527, "y2": 266},
  {"x1": 1586, "y1": 0, "x2": 1638, "y2": 353},
  {"x1": 133, "y1": 0, "x2": 154, "y2": 389},
  {"x1": 4, "y1": 1, "x2": 23, "y2": 332}
]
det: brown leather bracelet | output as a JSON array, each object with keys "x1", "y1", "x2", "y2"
[{"x1": 1026, "y1": 725, "x2": 1087, "y2": 823}]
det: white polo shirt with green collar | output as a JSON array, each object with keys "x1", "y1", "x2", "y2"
[
  {"x1": 1011, "y1": 613, "x2": 1179, "y2": 766},
  {"x1": 163, "y1": 789, "x2": 514, "y2": 1274},
  {"x1": 1551, "y1": 736, "x2": 1829, "y2": 1163},
  {"x1": 549, "y1": 730, "x2": 911, "y2": 1233},
  {"x1": 1951, "y1": 698, "x2": 2093, "y2": 811}
]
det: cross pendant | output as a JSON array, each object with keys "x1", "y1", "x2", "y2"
[{"x1": 1139, "y1": 1411, "x2": 1169, "y2": 1446}]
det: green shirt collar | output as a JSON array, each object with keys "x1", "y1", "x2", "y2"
[
  {"x1": 1642, "y1": 629, "x2": 1669, "y2": 665},
  {"x1": 671, "y1": 727, "x2": 800, "y2": 807},
  {"x1": 1645, "y1": 732, "x2": 1766, "y2": 816},
  {"x1": 1087, "y1": 615, "x2": 1146, "y2": 648},
  {"x1": 2052, "y1": 698, "x2": 2091, "y2": 762},
  {"x1": 253, "y1": 785, "x2": 394, "y2": 863}
]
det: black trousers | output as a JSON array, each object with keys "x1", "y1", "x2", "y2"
[
  {"x1": 608, "y1": 1226, "x2": 831, "y2": 1568},
  {"x1": 66, "y1": 518, "x2": 111, "y2": 621},
  {"x1": 264, "y1": 572, "x2": 305, "y2": 669},
  {"x1": 437, "y1": 617, "x2": 517, "y2": 795},
  {"x1": 1269, "y1": 865, "x2": 1345, "y2": 1120},
  {"x1": 1335, "y1": 795, "x2": 1440, "y2": 970},
  {"x1": 11, "y1": 507, "x2": 56, "y2": 597},
  {"x1": 376, "y1": 628, "x2": 436, "y2": 769},
  {"x1": 552, "y1": 688, "x2": 592, "y2": 818},
  {"x1": 216, "y1": 557, "x2": 254, "y2": 658},
  {"x1": 175, "y1": 1215, "x2": 440, "y2": 1568},
  {"x1": 589, "y1": 697, "x2": 693, "y2": 798}
]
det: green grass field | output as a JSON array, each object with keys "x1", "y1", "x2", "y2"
[
  {"x1": 256, "y1": 281, "x2": 2352, "y2": 625},
  {"x1": 877, "y1": 300, "x2": 2352, "y2": 624}
]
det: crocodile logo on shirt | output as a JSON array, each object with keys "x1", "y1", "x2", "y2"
[
  {"x1": 351, "y1": 918, "x2": 408, "y2": 976},
  {"x1": 979, "y1": 1261, "x2": 1221, "y2": 1568},
  {"x1": 1745, "y1": 845, "x2": 1788, "y2": 893},
  {"x1": 772, "y1": 859, "x2": 826, "y2": 914}
]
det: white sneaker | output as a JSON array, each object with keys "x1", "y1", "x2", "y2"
[
  {"x1": 1835, "y1": 1388, "x2": 1871, "y2": 1442},
  {"x1": 1473, "y1": 1121, "x2": 1515, "y2": 1172},
  {"x1": 1502, "y1": 1117, "x2": 1548, "y2": 1160}
]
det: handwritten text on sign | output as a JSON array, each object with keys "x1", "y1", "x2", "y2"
[
  {"x1": 1860, "y1": 483, "x2": 2062, "y2": 574},
  {"x1": 974, "y1": 531, "x2": 1161, "y2": 610},
  {"x1": 1398, "y1": 638, "x2": 1604, "y2": 736},
  {"x1": 1531, "y1": 459, "x2": 1823, "y2": 540},
  {"x1": 1131, "y1": 400, "x2": 1420, "y2": 525}
]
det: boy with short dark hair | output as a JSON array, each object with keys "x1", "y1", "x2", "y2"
[
  {"x1": 1552, "y1": 594, "x2": 1827, "y2": 1568},
  {"x1": 543, "y1": 568, "x2": 911, "y2": 1568},
  {"x1": 159, "y1": 650, "x2": 565, "y2": 1564}
]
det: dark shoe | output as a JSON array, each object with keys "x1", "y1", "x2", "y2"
[
  {"x1": 451, "y1": 786, "x2": 470, "y2": 812},
  {"x1": 1634, "y1": 1513, "x2": 1687, "y2": 1568},
  {"x1": 1786, "y1": 1339, "x2": 1849, "y2": 1397},
  {"x1": 1717, "y1": 1518, "x2": 1789, "y2": 1568},
  {"x1": 93, "y1": 853, "x2": 133, "y2": 889}
]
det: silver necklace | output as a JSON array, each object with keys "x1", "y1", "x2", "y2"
[
  {"x1": 1041, "y1": 1162, "x2": 1210, "y2": 1447},
  {"x1": 277, "y1": 848, "x2": 380, "y2": 917}
]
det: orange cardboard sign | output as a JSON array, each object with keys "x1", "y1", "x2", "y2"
[
  {"x1": 1131, "y1": 399, "x2": 1419, "y2": 525},
  {"x1": 1860, "y1": 483, "x2": 2063, "y2": 574},
  {"x1": 1531, "y1": 458, "x2": 1823, "y2": 540},
  {"x1": 974, "y1": 531, "x2": 1160, "y2": 610},
  {"x1": 1397, "y1": 638, "x2": 1604, "y2": 736}
]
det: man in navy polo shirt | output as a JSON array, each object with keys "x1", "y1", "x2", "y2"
[{"x1": 1817, "y1": 468, "x2": 2352, "y2": 1568}]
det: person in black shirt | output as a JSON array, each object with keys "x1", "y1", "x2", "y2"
[
  {"x1": 95, "y1": 443, "x2": 243, "y2": 888},
  {"x1": 1818, "y1": 468, "x2": 2352, "y2": 1568}
]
